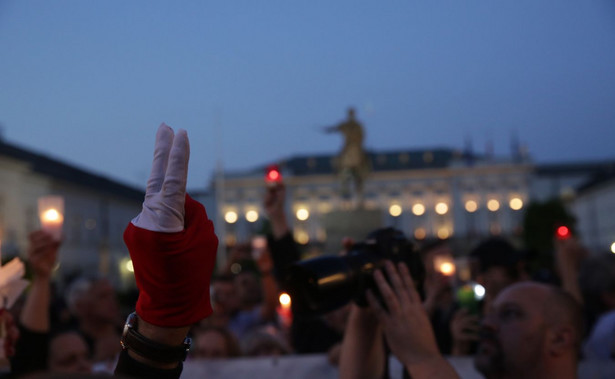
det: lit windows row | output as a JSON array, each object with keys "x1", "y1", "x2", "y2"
[
  {"x1": 224, "y1": 209, "x2": 259, "y2": 224},
  {"x1": 223, "y1": 197, "x2": 524, "y2": 224},
  {"x1": 223, "y1": 207, "x2": 311, "y2": 224},
  {"x1": 388, "y1": 197, "x2": 524, "y2": 217}
]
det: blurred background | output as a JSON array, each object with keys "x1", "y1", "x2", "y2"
[{"x1": 1, "y1": 0, "x2": 614, "y2": 290}]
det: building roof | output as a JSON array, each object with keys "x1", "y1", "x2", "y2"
[
  {"x1": 0, "y1": 139, "x2": 144, "y2": 201},
  {"x1": 576, "y1": 164, "x2": 615, "y2": 194},
  {"x1": 224, "y1": 147, "x2": 473, "y2": 179},
  {"x1": 534, "y1": 161, "x2": 615, "y2": 176}
]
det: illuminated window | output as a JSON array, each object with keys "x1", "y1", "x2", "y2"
[
  {"x1": 412, "y1": 203, "x2": 425, "y2": 216},
  {"x1": 245, "y1": 210, "x2": 259, "y2": 222},
  {"x1": 225, "y1": 234, "x2": 237, "y2": 247},
  {"x1": 465, "y1": 200, "x2": 478, "y2": 213},
  {"x1": 296, "y1": 208, "x2": 310, "y2": 221},
  {"x1": 435, "y1": 202, "x2": 449, "y2": 215},
  {"x1": 509, "y1": 197, "x2": 523, "y2": 211},
  {"x1": 437, "y1": 228, "x2": 450, "y2": 239},
  {"x1": 317, "y1": 202, "x2": 332, "y2": 213},
  {"x1": 294, "y1": 230, "x2": 309, "y2": 244},
  {"x1": 487, "y1": 199, "x2": 500, "y2": 212},
  {"x1": 389, "y1": 204, "x2": 402, "y2": 217},
  {"x1": 224, "y1": 211, "x2": 238, "y2": 223}
]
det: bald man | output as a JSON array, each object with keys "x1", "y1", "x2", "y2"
[
  {"x1": 475, "y1": 282, "x2": 584, "y2": 379},
  {"x1": 339, "y1": 262, "x2": 584, "y2": 379}
]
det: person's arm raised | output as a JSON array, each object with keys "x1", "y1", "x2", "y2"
[
  {"x1": 116, "y1": 124, "x2": 218, "y2": 375},
  {"x1": 367, "y1": 262, "x2": 460, "y2": 379},
  {"x1": 20, "y1": 230, "x2": 60, "y2": 332}
]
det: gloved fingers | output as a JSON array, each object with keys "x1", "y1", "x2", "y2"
[
  {"x1": 146, "y1": 123, "x2": 174, "y2": 196},
  {"x1": 162, "y1": 128, "x2": 190, "y2": 205}
]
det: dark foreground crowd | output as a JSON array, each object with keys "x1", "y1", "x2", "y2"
[{"x1": 1, "y1": 124, "x2": 614, "y2": 378}]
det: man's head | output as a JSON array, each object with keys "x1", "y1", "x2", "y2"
[
  {"x1": 474, "y1": 281, "x2": 583, "y2": 379},
  {"x1": 470, "y1": 237, "x2": 527, "y2": 300},
  {"x1": 48, "y1": 330, "x2": 92, "y2": 374},
  {"x1": 190, "y1": 326, "x2": 241, "y2": 359},
  {"x1": 66, "y1": 277, "x2": 119, "y2": 325},
  {"x1": 211, "y1": 274, "x2": 241, "y2": 324}
]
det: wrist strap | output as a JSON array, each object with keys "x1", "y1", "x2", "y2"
[{"x1": 121, "y1": 312, "x2": 191, "y2": 364}]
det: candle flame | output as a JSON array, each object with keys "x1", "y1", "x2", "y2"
[
  {"x1": 279, "y1": 293, "x2": 291, "y2": 307},
  {"x1": 43, "y1": 209, "x2": 62, "y2": 222}
]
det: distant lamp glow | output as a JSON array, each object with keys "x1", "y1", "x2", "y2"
[
  {"x1": 125, "y1": 260, "x2": 134, "y2": 273},
  {"x1": 414, "y1": 228, "x2": 426, "y2": 240},
  {"x1": 611, "y1": 242, "x2": 615, "y2": 254},
  {"x1": 224, "y1": 211, "x2": 238, "y2": 224},
  {"x1": 389, "y1": 204, "x2": 402, "y2": 217},
  {"x1": 296, "y1": 208, "x2": 310, "y2": 221},
  {"x1": 437, "y1": 227, "x2": 450, "y2": 240},
  {"x1": 412, "y1": 203, "x2": 425, "y2": 216},
  {"x1": 295, "y1": 230, "x2": 309, "y2": 244},
  {"x1": 245, "y1": 210, "x2": 259, "y2": 223},
  {"x1": 465, "y1": 200, "x2": 478, "y2": 213},
  {"x1": 435, "y1": 202, "x2": 449, "y2": 215},
  {"x1": 509, "y1": 197, "x2": 523, "y2": 211},
  {"x1": 487, "y1": 199, "x2": 500, "y2": 212}
]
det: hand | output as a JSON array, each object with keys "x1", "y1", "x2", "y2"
[
  {"x1": 423, "y1": 271, "x2": 452, "y2": 316},
  {"x1": 131, "y1": 124, "x2": 188, "y2": 232},
  {"x1": 263, "y1": 183, "x2": 288, "y2": 239},
  {"x1": 555, "y1": 237, "x2": 587, "y2": 274},
  {"x1": 27, "y1": 230, "x2": 60, "y2": 280},
  {"x1": 1, "y1": 310, "x2": 19, "y2": 358},
  {"x1": 554, "y1": 237, "x2": 587, "y2": 305},
  {"x1": 450, "y1": 308, "x2": 480, "y2": 355},
  {"x1": 263, "y1": 183, "x2": 285, "y2": 220},
  {"x1": 366, "y1": 261, "x2": 440, "y2": 366},
  {"x1": 123, "y1": 124, "x2": 218, "y2": 328},
  {"x1": 256, "y1": 248, "x2": 274, "y2": 275}
]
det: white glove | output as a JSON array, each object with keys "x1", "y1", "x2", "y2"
[{"x1": 131, "y1": 123, "x2": 190, "y2": 233}]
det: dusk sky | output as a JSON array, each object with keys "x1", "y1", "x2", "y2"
[{"x1": 1, "y1": 1, "x2": 614, "y2": 190}]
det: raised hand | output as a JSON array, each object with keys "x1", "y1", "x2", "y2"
[
  {"x1": 123, "y1": 123, "x2": 218, "y2": 328},
  {"x1": 131, "y1": 123, "x2": 189, "y2": 233},
  {"x1": 27, "y1": 230, "x2": 60, "y2": 279},
  {"x1": 367, "y1": 261, "x2": 460, "y2": 379}
]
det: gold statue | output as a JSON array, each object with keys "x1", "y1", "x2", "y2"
[{"x1": 324, "y1": 108, "x2": 370, "y2": 207}]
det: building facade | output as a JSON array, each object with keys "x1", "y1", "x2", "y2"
[
  {"x1": 0, "y1": 139, "x2": 143, "y2": 288},
  {"x1": 212, "y1": 148, "x2": 534, "y2": 257},
  {"x1": 211, "y1": 147, "x2": 615, "y2": 262}
]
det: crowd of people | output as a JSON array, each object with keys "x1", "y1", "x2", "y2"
[{"x1": 1, "y1": 124, "x2": 614, "y2": 378}]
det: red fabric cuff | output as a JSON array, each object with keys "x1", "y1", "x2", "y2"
[{"x1": 123, "y1": 194, "x2": 218, "y2": 327}]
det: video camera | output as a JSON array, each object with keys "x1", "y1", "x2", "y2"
[{"x1": 286, "y1": 227, "x2": 425, "y2": 316}]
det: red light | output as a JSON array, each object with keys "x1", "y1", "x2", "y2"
[
  {"x1": 267, "y1": 169, "x2": 280, "y2": 181},
  {"x1": 265, "y1": 165, "x2": 282, "y2": 184},
  {"x1": 556, "y1": 226, "x2": 570, "y2": 239}
]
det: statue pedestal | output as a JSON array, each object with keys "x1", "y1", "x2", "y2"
[{"x1": 322, "y1": 208, "x2": 383, "y2": 255}]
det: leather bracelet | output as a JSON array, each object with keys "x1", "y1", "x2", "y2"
[{"x1": 120, "y1": 312, "x2": 191, "y2": 364}]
